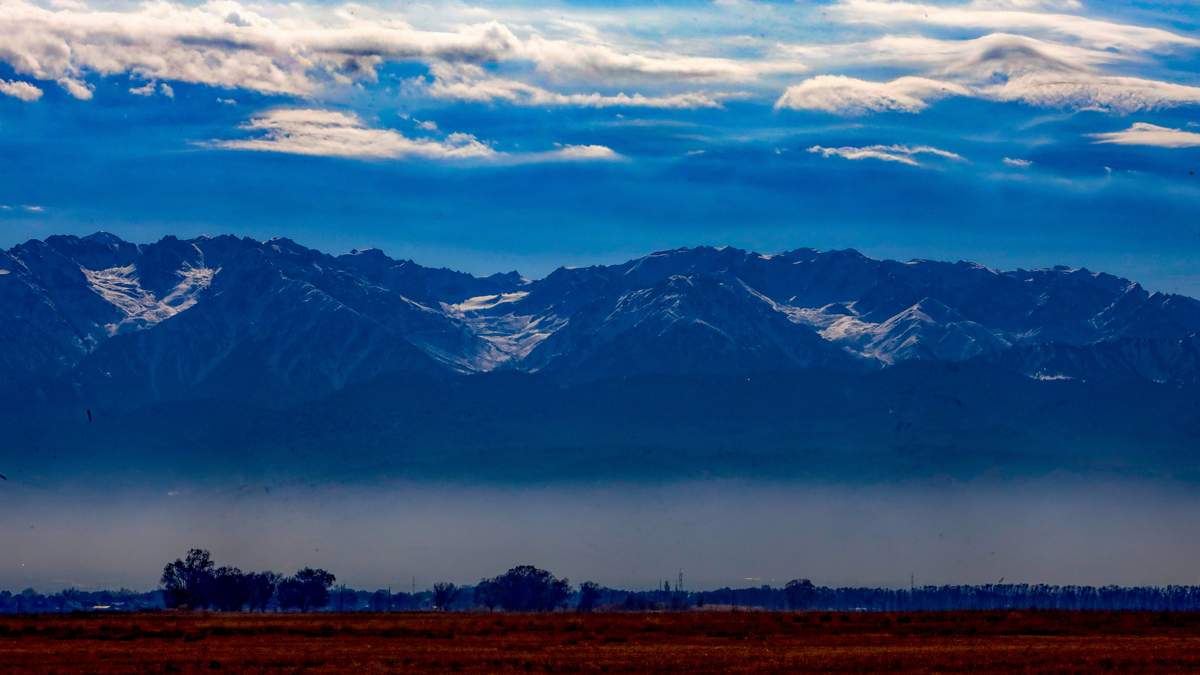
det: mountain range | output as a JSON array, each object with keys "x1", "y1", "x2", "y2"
[{"x1": 2, "y1": 233, "x2": 1198, "y2": 483}]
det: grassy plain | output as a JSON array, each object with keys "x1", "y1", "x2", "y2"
[{"x1": 4, "y1": 610, "x2": 1200, "y2": 672}]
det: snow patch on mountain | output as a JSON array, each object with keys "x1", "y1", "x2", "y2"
[
  {"x1": 1031, "y1": 373, "x2": 1075, "y2": 381},
  {"x1": 82, "y1": 264, "x2": 216, "y2": 334},
  {"x1": 448, "y1": 291, "x2": 529, "y2": 312},
  {"x1": 782, "y1": 299, "x2": 1008, "y2": 363},
  {"x1": 448, "y1": 292, "x2": 563, "y2": 368}
]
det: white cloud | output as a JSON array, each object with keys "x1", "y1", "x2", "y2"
[
  {"x1": 1003, "y1": 157, "x2": 1033, "y2": 167},
  {"x1": 830, "y1": 0, "x2": 1199, "y2": 52},
  {"x1": 969, "y1": 0, "x2": 1081, "y2": 9},
  {"x1": 516, "y1": 33, "x2": 798, "y2": 82},
  {"x1": 57, "y1": 77, "x2": 93, "y2": 100},
  {"x1": 780, "y1": 31, "x2": 1200, "y2": 116},
  {"x1": 22, "y1": 205, "x2": 46, "y2": 212},
  {"x1": 985, "y1": 73, "x2": 1200, "y2": 113},
  {"x1": 807, "y1": 144, "x2": 964, "y2": 166},
  {"x1": 1, "y1": 0, "x2": 1196, "y2": 124},
  {"x1": 783, "y1": 32, "x2": 1125, "y2": 75},
  {"x1": 211, "y1": 108, "x2": 620, "y2": 164},
  {"x1": 545, "y1": 144, "x2": 621, "y2": 161},
  {"x1": 1089, "y1": 123, "x2": 1200, "y2": 149},
  {"x1": 0, "y1": 79, "x2": 42, "y2": 101},
  {"x1": 212, "y1": 108, "x2": 498, "y2": 160},
  {"x1": 421, "y1": 62, "x2": 731, "y2": 109},
  {"x1": 0, "y1": 0, "x2": 794, "y2": 102},
  {"x1": 1, "y1": 0, "x2": 502, "y2": 96},
  {"x1": 776, "y1": 75, "x2": 969, "y2": 115},
  {"x1": 132, "y1": 81, "x2": 175, "y2": 98}
]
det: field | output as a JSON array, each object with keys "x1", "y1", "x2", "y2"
[{"x1": 5, "y1": 610, "x2": 1200, "y2": 672}]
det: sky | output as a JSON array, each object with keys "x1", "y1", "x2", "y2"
[{"x1": 0, "y1": 0, "x2": 1199, "y2": 294}]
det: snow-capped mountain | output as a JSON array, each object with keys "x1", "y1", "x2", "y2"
[{"x1": 2, "y1": 233, "x2": 1199, "y2": 405}]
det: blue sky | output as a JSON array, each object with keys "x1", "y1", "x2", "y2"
[{"x1": 1, "y1": 0, "x2": 1199, "y2": 294}]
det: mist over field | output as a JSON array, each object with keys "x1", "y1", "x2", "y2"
[{"x1": 5, "y1": 478, "x2": 1200, "y2": 593}]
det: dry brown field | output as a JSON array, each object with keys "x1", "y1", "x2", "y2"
[{"x1": 4, "y1": 610, "x2": 1200, "y2": 673}]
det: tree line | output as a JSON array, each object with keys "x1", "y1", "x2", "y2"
[
  {"x1": 157, "y1": 550, "x2": 577, "y2": 613},
  {"x1": 9, "y1": 549, "x2": 1200, "y2": 613},
  {"x1": 159, "y1": 549, "x2": 335, "y2": 611}
]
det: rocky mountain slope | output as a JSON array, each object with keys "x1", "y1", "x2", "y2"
[{"x1": 3, "y1": 233, "x2": 1197, "y2": 404}]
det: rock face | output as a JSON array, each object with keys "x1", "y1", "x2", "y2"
[{"x1": 3, "y1": 234, "x2": 1199, "y2": 404}]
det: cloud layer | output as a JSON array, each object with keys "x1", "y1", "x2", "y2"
[
  {"x1": 0, "y1": 0, "x2": 1197, "y2": 177},
  {"x1": 1, "y1": 0, "x2": 1196, "y2": 118},
  {"x1": 0, "y1": 0, "x2": 777, "y2": 102},
  {"x1": 212, "y1": 108, "x2": 620, "y2": 163}
]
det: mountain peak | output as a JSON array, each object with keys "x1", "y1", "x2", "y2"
[{"x1": 82, "y1": 231, "x2": 127, "y2": 245}]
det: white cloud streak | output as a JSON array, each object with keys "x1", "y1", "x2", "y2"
[
  {"x1": 211, "y1": 108, "x2": 621, "y2": 164},
  {"x1": 530, "y1": 144, "x2": 624, "y2": 162},
  {"x1": 1003, "y1": 157, "x2": 1033, "y2": 167},
  {"x1": 1090, "y1": 123, "x2": 1200, "y2": 148},
  {"x1": 57, "y1": 77, "x2": 93, "y2": 100},
  {"x1": 985, "y1": 74, "x2": 1200, "y2": 114},
  {"x1": 129, "y1": 81, "x2": 156, "y2": 97},
  {"x1": 782, "y1": 32, "x2": 1127, "y2": 75},
  {"x1": 779, "y1": 28, "x2": 1200, "y2": 115},
  {"x1": 776, "y1": 75, "x2": 969, "y2": 114},
  {"x1": 420, "y1": 62, "x2": 733, "y2": 109},
  {"x1": 0, "y1": 79, "x2": 42, "y2": 101},
  {"x1": 213, "y1": 108, "x2": 498, "y2": 160},
  {"x1": 830, "y1": 0, "x2": 1199, "y2": 52},
  {"x1": 807, "y1": 144, "x2": 964, "y2": 166}
]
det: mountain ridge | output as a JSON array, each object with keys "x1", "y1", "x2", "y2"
[{"x1": 3, "y1": 232, "x2": 1199, "y2": 405}]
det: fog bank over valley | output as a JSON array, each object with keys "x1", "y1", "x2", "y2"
[{"x1": 4, "y1": 478, "x2": 1200, "y2": 592}]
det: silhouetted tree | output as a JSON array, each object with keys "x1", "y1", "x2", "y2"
[
  {"x1": 210, "y1": 567, "x2": 252, "y2": 611},
  {"x1": 161, "y1": 549, "x2": 216, "y2": 609},
  {"x1": 433, "y1": 582, "x2": 460, "y2": 611},
  {"x1": 278, "y1": 568, "x2": 336, "y2": 611},
  {"x1": 245, "y1": 572, "x2": 279, "y2": 612},
  {"x1": 784, "y1": 579, "x2": 816, "y2": 610},
  {"x1": 577, "y1": 581, "x2": 601, "y2": 613},
  {"x1": 474, "y1": 580, "x2": 500, "y2": 611},
  {"x1": 482, "y1": 565, "x2": 571, "y2": 612}
]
